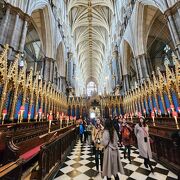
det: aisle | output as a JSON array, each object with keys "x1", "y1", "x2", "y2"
[{"x1": 54, "y1": 140, "x2": 178, "y2": 180}]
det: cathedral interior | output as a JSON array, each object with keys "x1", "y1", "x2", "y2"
[{"x1": 0, "y1": 0, "x2": 180, "y2": 179}]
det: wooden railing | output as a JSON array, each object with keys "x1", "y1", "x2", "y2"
[{"x1": 38, "y1": 126, "x2": 78, "y2": 180}]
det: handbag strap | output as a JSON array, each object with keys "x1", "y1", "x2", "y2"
[
  {"x1": 94, "y1": 129, "x2": 100, "y2": 140},
  {"x1": 142, "y1": 127, "x2": 149, "y2": 137}
]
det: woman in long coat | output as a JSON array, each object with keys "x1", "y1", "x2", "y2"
[
  {"x1": 102, "y1": 119, "x2": 124, "y2": 180},
  {"x1": 134, "y1": 117, "x2": 153, "y2": 172}
]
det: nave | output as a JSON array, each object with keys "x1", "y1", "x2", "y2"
[
  {"x1": 0, "y1": 0, "x2": 180, "y2": 179},
  {"x1": 54, "y1": 140, "x2": 178, "y2": 180}
]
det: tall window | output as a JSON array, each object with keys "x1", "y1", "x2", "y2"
[{"x1": 87, "y1": 81, "x2": 97, "y2": 96}]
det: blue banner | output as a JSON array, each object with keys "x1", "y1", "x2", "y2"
[
  {"x1": 148, "y1": 97, "x2": 152, "y2": 112},
  {"x1": 172, "y1": 91, "x2": 179, "y2": 111},
  {"x1": 31, "y1": 104, "x2": 35, "y2": 119},
  {"x1": 72, "y1": 107, "x2": 75, "y2": 117},
  {"x1": 14, "y1": 94, "x2": 23, "y2": 119},
  {"x1": 144, "y1": 100, "x2": 149, "y2": 114},
  {"x1": 6, "y1": 91, "x2": 13, "y2": 119},
  {"x1": 164, "y1": 93, "x2": 170, "y2": 109},
  {"x1": 152, "y1": 96, "x2": 157, "y2": 109},
  {"x1": 116, "y1": 105, "x2": 119, "y2": 116},
  {"x1": 24, "y1": 102, "x2": 29, "y2": 119},
  {"x1": 112, "y1": 106, "x2": 114, "y2": 117},
  {"x1": 157, "y1": 95, "x2": 164, "y2": 114},
  {"x1": 68, "y1": 106, "x2": 71, "y2": 116},
  {"x1": 76, "y1": 107, "x2": 80, "y2": 119}
]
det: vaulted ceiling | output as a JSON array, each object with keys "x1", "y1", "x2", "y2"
[{"x1": 68, "y1": 0, "x2": 114, "y2": 84}]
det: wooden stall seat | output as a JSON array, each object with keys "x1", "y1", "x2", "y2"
[{"x1": 0, "y1": 121, "x2": 75, "y2": 165}]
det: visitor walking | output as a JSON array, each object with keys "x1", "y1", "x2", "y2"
[
  {"x1": 102, "y1": 119, "x2": 124, "y2": 180},
  {"x1": 121, "y1": 118, "x2": 132, "y2": 163},
  {"x1": 92, "y1": 119, "x2": 104, "y2": 174},
  {"x1": 79, "y1": 121, "x2": 85, "y2": 143},
  {"x1": 87, "y1": 121, "x2": 94, "y2": 145},
  {"x1": 134, "y1": 116, "x2": 154, "y2": 172}
]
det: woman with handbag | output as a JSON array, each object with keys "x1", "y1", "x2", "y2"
[
  {"x1": 134, "y1": 116, "x2": 154, "y2": 173},
  {"x1": 92, "y1": 119, "x2": 104, "y2": 174},
  {"x1": 102, "y1": 119, "x2": 124, "y2": 180}
]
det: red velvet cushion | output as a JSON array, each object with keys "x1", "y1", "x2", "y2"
[{"x1": 20, "y1": 145, "x2": 41, "y2": 160}]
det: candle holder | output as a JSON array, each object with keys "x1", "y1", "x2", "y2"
[
  {"x1": 167, "y1": 108, "x2": 171, "y2": 117},
  {"x1": 172, "y1": 110, "x2": 179, "y2": 129},
  {"x1": 18, "y1": 112, "x2": 20, "y2": 123},
  {"x1": 143, "y1": 109, "x2": 146, "y2": 117},
  {"x1": 20, "y1": 106, "x2": 25, "y2": 123},
  {"x1": 42, "y1": 113, "x2": 44, "y2": 121},
  {"x1": 60, "y1": 115, "x2": 62, "y2": 129},
  {"x1": 158, "y1": 110, "x2": 162, "y2": 117},
  {"x1": 28, "y1": 112, "x2": 31, "y2": 122},
  {"x1": 39, "y1": 108, "x2": 42, "y2": 121},
  {"x1": 35, "y1": 113, "x2": 38, "y2": 122},
  {"x1": 151, "y1": 111, "x2": 155, "y2": 126},
  {"x1": 48, "y1": 110, "x2": 53, "y2": 133},
  {"x1": 2, "y1": 109, "x2": 7, "y2": 125}
]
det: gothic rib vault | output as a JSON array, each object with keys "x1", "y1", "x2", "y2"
[{"x1": 68, "y1": 0, "x2": 114, "y2": 85}]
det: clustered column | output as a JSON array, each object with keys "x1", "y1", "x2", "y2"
[
  {"x1": 0, "y1": 4, "x2": 29, "y2": 59},
  {"x1": 134, "y1": 54, "x2": 149, "y2": 84},
  {"x1": 165, "y1": 1, "x2": 180, "y2": 58}
]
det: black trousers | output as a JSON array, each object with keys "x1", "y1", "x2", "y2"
[
  {"x1": 84, "y1": 131, "x2": 88, "y2": 142},
  {"x1": 124, "y1": 145, "x2": 131, "y2": 160},
  {"x1": 95, "y1": 149, "x2": 103, "y2": 171},
  {"x1": 80, "y1": 134, "x2": 83, "y2": 143}
]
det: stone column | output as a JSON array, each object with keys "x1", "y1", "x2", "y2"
[
  {"x1": 50, "y1": 59, "x2": 55, "y2": 83},
  {"x1": 133, "y1": 58, "x2": 139, "y2": 83},
  {"x1": 57, "y1": 76, "x2": 60, "y2": 90},
  {"x1": 19, "y1": 19, "x2": 29, "y2": 52},
  {"x1": 113, "y1": 48, "x2": 120, "y2": 84},
  {"x1": 140, "y1": 54, "x2": 149, "y2": 80},
  {"x1": 43, "y1": 57, "x2": 53, "y2": 82},
  {"x1": 165, "y1": 2, "x2": 180, "y2": 58},
  {"x1": 123, "y1": 76, "x2": 127, "y2": 93},
  {"x1": 125, "y1": 75, "x2": 130, "y2": 91},
  {"x1": 136, "y1": 57, "x2": 143, "y2": 83},
  {"x1": 0, "y1": 5, "x2": 11, "y2": 45},
  {"x1": 166, "y1": 15, "x2": 180, "y2": 58},
  {"x1": 0, "y1": 4, "x2": 30, "y2": 59}
]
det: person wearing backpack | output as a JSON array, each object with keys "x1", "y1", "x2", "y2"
[{"x1": 121, "y1": 118, "x2": 132, "y2": 163}]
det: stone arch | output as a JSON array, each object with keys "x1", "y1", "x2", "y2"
[
  {"x1": 29, "y1": 3, "x2": 54, "y2": 59},
  {"x1": 142, "y1": 5, "x2": 174, "y2": 72},
  {"x1": 136, "y1": 0, "x2": 166, "y2": 13},
  {"x1": 122, "y1": 40, "x2": 135, "y2": 75}
]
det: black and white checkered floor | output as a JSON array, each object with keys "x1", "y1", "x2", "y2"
[{"x1": 54, "y1": 140, "x2": 178, "y2": 180}]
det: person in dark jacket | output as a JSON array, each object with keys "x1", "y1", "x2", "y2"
[
  {"x1": 79, "y1": 121, "x2": 84, "y2": 143},
  {"x1": 121, "y1": 118, "x2": 132, "y2": 163}
]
